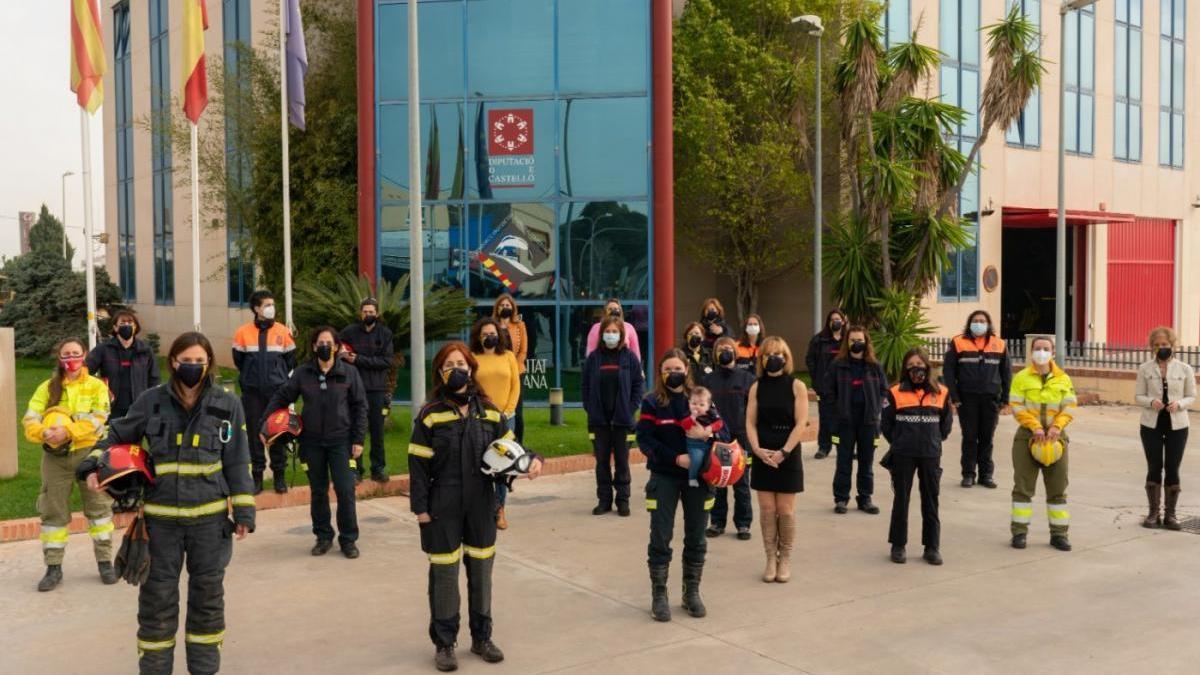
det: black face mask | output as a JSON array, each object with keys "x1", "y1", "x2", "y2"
[
  {"x1": 705, "y1": 309, "x2": 719, "y2": 320},
  {"x1": 315, "y1": 344, "x2": 333, "y2": 361},
  {"x1": 444, "y1": 367, "x2": 471, "y2": 392},
  {"x1": 174, "y1": 363, "x2": 207, "y2": 389},
  {"x1": 830, "y1": 320, "x2": 844, "y2": 332},
  {"x1": 664, "y1": 371, "x2": 687, "y2": 390},
  {"x1": 498, "y1": 307, "x2": 513, "y2": 319},
  {"x1": 687, "y1": 335, "x2": 702, "y2": 349},
  {"x1": 908, "y1": 366, "x2": 929, "y2": 384},
  {"x1": 363, "y1": 315, "x2": 378, "y2": 327},
  {"x1": 717, "y1": 350, "x2": 735, "y2": 366},
  {"x1": 1157, "y1": 347, "x2": 1173, "y2": 361},
  {"x1": 482, "y1": 334, "x2": 499, "y2": 350},
  {"x1": 608, "y1": 308, "x2": 621, "y2": 317},
  {"x1": 850, "y1": 341, "x2": 866, "y2": 355},
  {"x1": 116, "y1": 325, "x2": 134, "y2": 341},
  {"x1": 765, "y1": 355, "x2": 785, "y2": 374}
]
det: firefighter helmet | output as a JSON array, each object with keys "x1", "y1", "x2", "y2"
[
  {"x1": 97, "y1": 444, "x2": 155, "y2": 512},
  {"x1": 699, "y1": 439, "x2": 747, "y2": 488},
  {"x1": 481, "y1": 438, "x2": 533, "y2": 477},
  {"x1": 263, "y1": 408, "x2": 303, "y2": 446},
  {"x1": 40, "y1": 407, "x2": 75, "y2": 454},
  {"x1": 1029, "y1": 437, "x2": 1064, "y2": 466}
]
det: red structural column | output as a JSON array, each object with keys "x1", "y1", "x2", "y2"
[
  {"x1": 651, "y1": 0, "x2": 675, "y2": 361},
  {"x1": 356, "y1": 0, "x2": 377, "y2": 284}
]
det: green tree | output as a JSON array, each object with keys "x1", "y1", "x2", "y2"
[
  {"x1": 0, "y1": 251, "x2": 122, "y2": 358},
  {"x1": 27, "y1": 205, "x2": 75, "y2": 264}
]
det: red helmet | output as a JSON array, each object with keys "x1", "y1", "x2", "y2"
[
  {"x1": 263, "y1": 408, "x2": 303, "y2": 445},
  {"x1": 98, "y1": 444, "x2": 155, "y2": 512},
  {"x1": 699, "y1": 440, "x2": 746, "y2": 488}
]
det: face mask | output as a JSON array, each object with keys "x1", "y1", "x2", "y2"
[
  {"x1": 174, "y1": 362, "x2": 207, "y2": 388},
  {"x1": 745, "y1": 324, "x2": 760, "y2": 337},
  {"x1": 482, "y1": 334, "x2": 499, "y2": 350},
  {"x1": 1031, "y1": 349, "x2": 1053, "y2": 365},
  {"x1": 60, "y1": 357, "x2": 85, "y2": 373},
  {"x1": 608, "y1": 308, "x2": 622, "y2": 317},
  {"x1": 443, "y1": 367, "x2": 471, "y2": 391},
  {"x1": 687, "y1": 335, "x2": 702, "y2": 349},
  {"x1": 970, "y1": 321, "x2": 988, "y2": 337},
  {"x1": 602, "y1": 333, "x2": 621, "y2": 348},
  {"x1": 363, "y1": 315, "x2": 378, "y2": 327},
  {"x1": 850, "y1": 341, "x2": 866, "y2": 355},
  {"x1": 117, "y1": 325, "x2": 134, "y2": 340},
  {"x1": 830, "y1": 320, "x2": 844, "y2": 332},
  {"x1": 261, "y1": 305, "x2": 276, "y2": 321},
  {"x1": 765, "y1": 355, "x2": 785, "y2": 374},
  {"x1": 498, "y1": 307, "x2": 513, "y2": 319},
  {"x1": 908, "y1": 366, "x2": 928, "y2": 384},
  {"x1": 663, "y1": 371, "x2": 687, "y2": 389},
  {"x1": 1157, "y1": 347, "x2": 1172, "y2": 361},
  {"x1": 705, "y1": 309, "x2": 719, "y2": 320},
  {"x1": 717, "y1": 350, "x2": 735, "y2": 366},
  {"x1": 315, "y1": 344, "x2": 333, "y2": 361}
]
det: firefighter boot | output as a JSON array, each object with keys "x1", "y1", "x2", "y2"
[
  {"x1": 649, "y1": 564, "x2": 671, "y2": 622},
  {"x1": 681, "y1": 562, "x2": 707, "y2": 618},
  {"x1": 37, "y1": 564, "x2": 63, "y2": 592},
  {"x1": 98, "y1": 561, "x2": 118, "y2": 585},
  {"x1": 1144, "y1": 483, "x2": 1162, "y2": 528}
]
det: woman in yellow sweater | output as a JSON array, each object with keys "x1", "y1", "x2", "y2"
[{"x1": 470, "y1": 317, "x2": 522, "y2": 529}]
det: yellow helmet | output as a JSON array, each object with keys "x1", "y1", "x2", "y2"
[
  {"x1": 41, "y1": 406, "x2": 75, "y2": 451},
  {"x1": 1029, "y1": 437, "x2": 1064, "y2": 466}
]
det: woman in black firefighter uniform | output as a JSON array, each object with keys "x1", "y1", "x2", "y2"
[
  {"x1": 942, "y1": 310, "x2": 1011, "y2": 488},
  {"x1": 264, "y1": 326, "x2": 368, "y2": 558},
  {"x1": 822, "y1": 326, "x2": 889, "y2": 515},
  {"x1": 703, "y1": 337, "x2": 756, "y2": 539},
  {"x1": 83, "y1": 331, "x2": 256, "y2": 675},
  {"x1": 881, "y1": 347, "x2": 953, "y2": 565},
  {"x1": 408, "y1": 342, "x2": 544, "y2": 672},
  {"x1": 86, "y1": 309, "x2": 160, "y2": 419},
  {"x1": 636, "y1": 348, "x2": 720, "y2": 622},
  {"x1": 805, "y1": 308, "x2": 846, "y2": 459}
]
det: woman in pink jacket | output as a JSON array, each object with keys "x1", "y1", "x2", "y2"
[{"x1": 585, "y1": 298, "x2": 641, "y2": 362}]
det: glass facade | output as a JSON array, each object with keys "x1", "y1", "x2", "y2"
[
  {"x1": 1114, "y1": 0, "x2": 1143, "y2": 162},
  {"x1": 114, "y1": 1, "x2": 135, "y2": 301},
  {"x1": 938, "y1": 0, "x2": 980, "y2": 302},
  {"x1": 1005, "y1": 0, "x2": 1041, "y2": 148},
  {"x1": 1064, "y1": 4, "x2": 1095, "y2": 156},
  {"x1": 223, "y1": 0, "x2": 255, "y2": 306},
  {"x1": 1159, "y1": 0, "x2": 1184, "y2": 168},
  {"x1": 375, "y1": 0, "x2": 653, "y2": 403},
  {"x1": 882, "y1": 1, "x2": 910, "y2": 48},
  {"x1": 149, "y1": 0, "x2": 174, "y2": 305}
]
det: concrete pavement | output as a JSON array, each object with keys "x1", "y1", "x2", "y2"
[{"x1": 1, "y1": 405, "x2": 1198, "y2": 674}]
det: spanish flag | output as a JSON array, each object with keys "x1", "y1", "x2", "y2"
[
  {"x1": 69, "y1": 0, "x2": 106, "y2": 113},
  {"x1": 182, "y1": 0, "x2": 209, "y2": 124}
]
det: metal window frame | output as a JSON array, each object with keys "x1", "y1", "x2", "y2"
[
  {"x1": 938, "y1": 0, "x2": 981, "y2": 303},
  {"x1": 1158, "y1": 0, "x2": 1185, "y2": 168},
  {"x1": 1005, "y1": 0, "x2": 1042, "y2": 149},
  {"x1": 114, "y1": 1, "x2": 136, "y2": 301},
  {"x1": 149, "y1": 0, "x2": 174, "y2": 305},
  {"x1": 881, "y1": 0, "x2": 911, "y2": 49},
  {"x1": 1065, "y1": 4, "x2": 1096, "y2": 157},
  {"x1": 223, "y1": 0, "x2": 255, "y2": 307},
  {"x1": 1114, "y1": 0, "x2": 1143, "y2": 163}
]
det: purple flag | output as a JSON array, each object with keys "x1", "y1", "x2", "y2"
[{"x1": 285, "y1": 0, "x2": 308, "y2": 130}]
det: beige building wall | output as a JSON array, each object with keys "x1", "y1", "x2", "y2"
[{"x1": 102, "y1": 1, "x2": 275, "y2": 367}]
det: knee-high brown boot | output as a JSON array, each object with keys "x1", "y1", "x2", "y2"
[
  {"x1": 1164, "y1": 485, "x2": 1182, "y2": 531},
  {"x1": 1143, "y1": 483, "x2": 1162, "y2": 528},
  {"x1": 760, "y1": 513, "x2": 778, "y2": 582},
  {"x1": 776, "y1": 513, "x2": 795, "y2": 583}
]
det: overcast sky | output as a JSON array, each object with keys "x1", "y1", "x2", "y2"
[{"x1": 0, "y1": 2, "x2": 106, "y2": 266}]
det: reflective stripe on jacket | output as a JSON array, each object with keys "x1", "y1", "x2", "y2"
[
  {"x1": 880, "y1": 382, "x2": 953, "y2": 458},
  {"x1": 942, "y1": 334, "x2": 1011, "y2": 401},
  {"x1": 23, "y1": 369, "x2": 111, "y2": 451},
  {"x1": 1009, "y1": 363, "x2": 1077, "y2": 432},
  {"x1": 231, "y1": 321, "x2": 296, "y2": 391}
]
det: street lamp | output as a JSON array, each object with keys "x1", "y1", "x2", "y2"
[
  {"x1": 792, "y1": 14, "x2": 824, "y2": 335},
  {"x1": 1056, "y1": 0, "x2": 1098, "y2": 361},
  {"x1": 61, "y1": 171, "x2": 75, "y2": 260}
]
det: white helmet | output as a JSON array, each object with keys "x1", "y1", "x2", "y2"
[{"x1": 482, "y1": 439, "x2": 533, "y2": 477}]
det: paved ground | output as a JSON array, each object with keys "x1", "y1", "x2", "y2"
[{"x1": 1, "y1": 405, "x2": 1198, "y2": 674}]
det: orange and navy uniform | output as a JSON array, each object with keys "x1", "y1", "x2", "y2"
[
  {"x1": 231, "y1": 321, "x2": 296, "y2": 392},
  {"x1": 942, "y1": 334, "x2": 1010, "y2": 404},
  {"x1": 881, "y1": 382, "x2": 954, "y2": 457}
]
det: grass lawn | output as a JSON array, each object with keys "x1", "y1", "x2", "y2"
[{"x1": 1, "y1": 357, "x2": 593, "y2": 520}]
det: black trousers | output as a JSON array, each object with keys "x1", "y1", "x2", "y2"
[
  {"x1": 243, "y1": 388, "x2": 285, "y2": 477},
  {"x1": 421, "y1": 480, "x2": 497, "y2": 648},
  {"x1": 357, "y1": 391, "x2": 390, "y2": 476},
  {"x1": 138, "y1": 516, "x2": 232, "y2": 675},
  {"x1": 958, "y1": 392, "x2": 1000, "y2": 480},
  {"x1": 817, "y1": 395, "x2": 837, "y2": 451},
  {"x1": 834, "y1": 417, "x2": 877, "y2": 505},
  {"x1": 646, "y1": 473, "x2": 712, "y2": 566},
  {"x1": 710, "y1": 432, "x2": 752, "y2": 529},
  {"x1": 301, "y1": 440, "x2": 359, "y2": 545},
  {"x1": 591, "y1": 425, "x2": 632, "y2": 507},
  {"x1": 887, "y1": 455, "x2": 941, "y2": 549},
  {"x1": 1141, "y1": 416, "x2": 1189, "y2": 486}
]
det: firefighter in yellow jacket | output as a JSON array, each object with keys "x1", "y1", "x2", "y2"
[
  {"x1": 1008, "y1": 336, "x2": 1077, "y2": 552},
  {"x1": 22, "y1": 337, "x2": 116, "y2": 591}
]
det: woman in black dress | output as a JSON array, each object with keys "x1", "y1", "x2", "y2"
[{"x1": 745, "y1": 336, "x2": 809, "y2": 584}]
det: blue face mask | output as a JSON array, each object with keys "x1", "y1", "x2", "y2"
[
  {"x1": 602, "y1": 333, "x2": 620, "y2": 348},
  {"x1": 970, "y1": 322, "x2": 988, "y2": 337}
]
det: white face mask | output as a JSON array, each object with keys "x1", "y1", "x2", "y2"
[
  {"x1": 745, "y1": 324, "x2": 760, "y2": 337},
  {"x1": 602, "y1": 333, "x2": 620, "y2": 348},
  {"x1": 261, "y1": 305, "x2": 277, "y2": 320},
  {"x1": 1031, "y1": 349, "x2": 1052, "y2": 365}
]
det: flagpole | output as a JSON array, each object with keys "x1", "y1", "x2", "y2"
[
  {"x1": 191, "y1": 122, "x2": 202, "y2": 331},
  {"x1": 280, "y1": 0, "x2": 294, "y2": 333},
  {"x1": 407, "y1": 0, "x2": 425, "y2": 414},
  {"x1": 79, "y1": 109, "x2": 98, "y2": 350}
]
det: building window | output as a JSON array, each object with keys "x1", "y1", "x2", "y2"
[
  {"x1": 882, "y1": 1, "x2": 910, "y2": 48},
  {"x1": 1005, "y1": 0, "x2": 1041, "y2": 148},
  {"x1": 1064, "y1": 3, "x2": 1095, "y2": 155},
  {"x1": 939, "y1": 0, "x2": 980, "y2": 302},
  {"x1": 1159, "y1": 0, "x2": 1184, "y2": 168},
  {"x1": 1115, "y1": 0, "x2": 1143, "y2": 162},
  {"x1": 149, "y1": 0, "x2": 174, "y2": 305},
  {"x1": 224, "y1": 0, "x2": 254, "y2": 306},
  {"x1": 114, "y1": 1, "x2": 135, "y2": 301}
]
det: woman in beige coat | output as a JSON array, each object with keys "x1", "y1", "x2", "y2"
[{"x1": 1135, "y1": 326, "x2": 1196, "y2": 530}]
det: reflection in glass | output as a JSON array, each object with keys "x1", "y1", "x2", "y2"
[
  {"x1": 380, "y1": 204, "x2": 465, "y2": 288},
  {"x1": 467, "y1": 0, "x2": 554, "y2": 97},
  {"x1": 560, "y1": 305, "x2": 649, "y2": 402},
  {"x1": 559, "y1": 202, "x2": 649, "y2": 301},
  {"x1": 468, "y1": 203, "x2": 556, "y2": 300},
  {"x1": 560, "y1": 98, "x2": 650, "y2": 198}
]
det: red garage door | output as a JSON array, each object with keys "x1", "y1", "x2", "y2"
[{"x1": 1108, "y1": 217, "x2": 1175, "y2": 345}]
